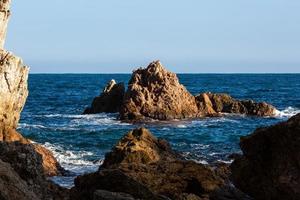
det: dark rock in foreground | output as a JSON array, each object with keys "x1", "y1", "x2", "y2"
[
  {"x1": 72, "y1": 128, "x2": 247, "y2": 200},
  {"x1": 231, "y1": 113, "x2": 300, "y2": 200},
  {"x1": 84, "y1": 79, "x2": 125, "y2": 114}
]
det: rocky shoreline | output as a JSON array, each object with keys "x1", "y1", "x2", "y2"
[{"x1": 1, "y1": 1, "x2": 299, "y2": 200}]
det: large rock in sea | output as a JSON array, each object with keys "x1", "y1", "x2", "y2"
[
  {"x1": 84, "y1": 79, "x2": 125, "y2": 114},
  {"x1": 231, "y1": 113, "x2": 300, "y2": 200},
  {"x1": 119, "y1": 61, "x2": 199, "y2": 120},
  {"x1": 71, "y1": 128, "x2": 227, "y2": 200}
]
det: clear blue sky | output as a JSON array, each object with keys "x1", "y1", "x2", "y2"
[{"x1": 5, "y1": 0, "x2": 300, "y2": 73}]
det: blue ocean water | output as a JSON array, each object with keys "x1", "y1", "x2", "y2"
[{"x1": 18, "y1": 74, "x2": 300, "y2": 187}]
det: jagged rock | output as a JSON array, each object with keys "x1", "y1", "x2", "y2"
[
  {"x1": 119, "y1": 61, "x2": 199, "y2": 120},
  {"x1": 0, "y1": 50, "x2": 29, "y2": 137},
  {"x1": 0, "y1": 142, "x2": 69, "y2": 200},
  {"x1": 195, "y1": 93, "x2": 276, "y2": 117},
  {"x1": 0, "y1": 159, "x2": 39, "y2": 200},
  {"x1": 102, "y1": 128, "x2": 178, "y2": 168},
  {"x1": 72, "y1": 128, "x2": 225, "y2": 200},
  {"x1": 231, "y1": 113, "x2": 300, "y2": 200},
  {"x1": 84, "y1": 79, "x2": 125, "y2": 114},
  {"x1": 0, "y1": 0, "x2": 11, "y2": 48}
]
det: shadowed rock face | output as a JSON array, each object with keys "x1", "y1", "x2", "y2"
[
  {"x1": 120, "y1": 61, "x2": 199, "y2": 120},
  {"x1": 84, "y1": 79, "x2": 125, "y2": 114},
  {"x1": 231, "y1": 113, "x2": 300, "y2": 200},
  {"x1": 72, "y1": 128, "x2": 227, "y2": 200}
]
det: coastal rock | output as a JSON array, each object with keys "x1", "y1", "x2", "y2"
[
  {"x1": 0, "y1": 50, "x2": 29, "y2": 137},
  {"x1": 119, "y1": 61, "x2": 199, "y2": 120},
  {"x1": 0, "y1": 141, "x2": 69, "y2": 200},
  {"x1": 0, "y1": 159, "x2": 39, "y2": 200},
  {"x1": 231, "y1": 113, "x2": 300, "y2": 200},
  {"x1": 0, "y1": 0, "x2": 11, "y2": 48},
  {"x1": 84, "y1": 79, "x2": 125, "y2": 114},
  {"x1": 72, "y1": 128, "x2": 225, "y2": 200},
  {"x1": 196, "y1": 93, "x2": 276, "y2": 116},
  {"x1": 102, "y1": 127, "x2": 178, "y2": 167}
]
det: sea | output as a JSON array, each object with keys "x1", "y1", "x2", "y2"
[{"x1": 18, "y1": 74, "x2": 300, "y2": 188}]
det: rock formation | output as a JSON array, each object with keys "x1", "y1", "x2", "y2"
[
  {"x1": 0, "y1": 1, "x2": 69, "y2": 199},
  {"x1": 231, "y1": 113, "x2": 300, "y2": 200},
  {"x1": 120, "y1": 61, "x2": 199, "y2": 120},
  {"x1": 196, "y1": 92, "x2": 276, "y2": 117},
  {"x1": 71, "y1": 128, "x2": 229, "y2": 200},
  {"x1": 84, "y1": 79, "x2": 125, "y2": 114}
]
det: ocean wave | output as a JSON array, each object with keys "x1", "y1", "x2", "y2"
[
  {"x1": 43, "y1": 142, "x2": 101, "y2": 174},
  {"x1": 274, "y1": 107, "x2": 300, "y2": 118},
  {"x1": 18, "y1": 123, "x2": 47, "y2": 129}
]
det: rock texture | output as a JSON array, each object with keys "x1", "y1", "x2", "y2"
[
  {"x1": 0, "y1": 159, "x2": 39, "y2": 200},
  {"x1": 0, "y1": 50, "x2": 29, "y2": 138},
  {"x1": 84, "y1": 79, "x2": 125, "y2": 114},
  {"x1": 231, "y1": 113, "x2": 300, "y2": 200},
  {"x1": 0, "y1": 0, "x2": 10, "y2": 48},
  {"x1": 0, "y1": 142, "x2": 69, "y2": 200},
  {"x1": 119, "y1": 61, "x2": 199, "y2": 120},
  {"x1": 200, "y1": 93, "x2": 276, "y2": 117},
  {"x1": 72, "y1": 128, "x2": 227, "y2": 200}
]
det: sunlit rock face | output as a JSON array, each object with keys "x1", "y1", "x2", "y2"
[
  {"x1": 0, "y1": 0, "x2": 11, "y2": 48},
  {"x1": 120, "y1": 60, "x2": 199, "y2": 120}
]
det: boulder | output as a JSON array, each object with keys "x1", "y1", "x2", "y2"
[
  {"x1": 119, "y1": 61, "x2": 199, "y2": 120},
  {"x1": 0, "y1": 159, "x2": 39, "y2": 200},
  {"x1": 102, "y1": 127, "x2": 179, "y2": 168},
  {"x1": 231, "y1": 113, "x2": 300, "y2": 200},
  {"x1": 72, "y1": 128, "x2": 225, "y2": 200},
  {"x1": 0, "y1": 142, "x2": 69, "y2": 200},
  {"x1": 84, "y1": 79, "x2": 125, "y2": 114},
  {"x1": 195, "y1": 93, "x2": 276, "y2": 117}
]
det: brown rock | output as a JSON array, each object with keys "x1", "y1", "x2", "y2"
[
  {"x1": 196, "y1": 92, "x2": 276, "y2": 117},
  {"x1": 0, "y1": 141, "x2": 69, "y2": 200},
  {"x1": 0, "y1": 159, "x2": 39, "y2": 200},
  {"x1": 0, "y1": 50, "x2": 29, "y2": 135},
  {"x1": 73, "y1": 128, "x2": 225, "y2": 200},
  {"x1": 119, "y1": 61, "x2": 199, "y2": 120},
  {"x1": 84, "y1": 79, "x2": 125, "y2": 114},
  {"x1": 231, "y1": 113, "x2": 300, "y2": 200},
  {"x1": 0, "y1": 0, "x2": 11, "y2": 48},
  {"x1": 102, "y1": 127, "x2": 178, "y2": 168}
]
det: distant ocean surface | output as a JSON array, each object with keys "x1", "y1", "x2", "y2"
[{"x1": 18, "y1": 74, "x2": 300, "y2": 187}]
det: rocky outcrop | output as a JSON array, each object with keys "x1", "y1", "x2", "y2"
[
  {"x1": 119, "y1": 61, "x2": 199, "y2": 120},
  {"x1": 72, "y1": 128, "x2": 227, "y2": 200},
  {"x1": 0, "y1": 159, "x2": 39, "y2": 200},
  {"x1": 199, "y1": 93, "x2": 276, "y2": 117},
  {"x1": 231, "y1": 113, "x2": 300, "y2": 200},
  {"x1": 0, "y1": 142, "x2": 69, "y2": 200},
  {"x1": 102, "y1": 128, "x2": 179, "y2": 167},
  {"x1": 0, "y1": 50, "x2": 29, "y2": 138},
  {"x1": 84, "y1": 79, "x2": 125, "y2": 114},
  {"x1": 0, "y1": 0, "x2": 11, "y2": 48}
]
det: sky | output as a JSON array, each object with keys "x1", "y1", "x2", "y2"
[{"x1": 5, "y1": 0, "x2": 300, "y2": 73}]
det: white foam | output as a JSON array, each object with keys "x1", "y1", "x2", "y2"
[
  {"x1": 43, "y1": 142, "x2": 101, "y2": 174},
  {"x1": 274, "y1": 107, "x2": 300, "y2": 118},
  {"x1": 18, "y1": 123, "x2": 47, "y2": 129}
]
